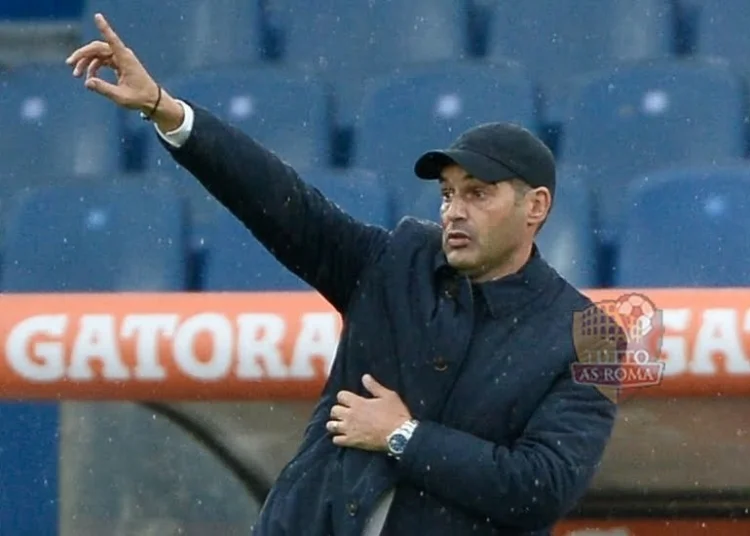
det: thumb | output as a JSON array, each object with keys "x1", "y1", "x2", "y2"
[
  {"x1": 84, "y1": 77, "x2": 124, "y2": 103},
  {"x1": 362, "y1": 374, "x2": 390, "y2": 397}
]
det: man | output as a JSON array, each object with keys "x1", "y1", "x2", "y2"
[{"x1": 66, "y1": 14, "x2": 618, "y2": 536}]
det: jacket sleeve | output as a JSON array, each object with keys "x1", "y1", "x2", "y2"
[
  {"x1": 395, "y1": 370, "x2": 617, "y2": 531},
  {"x1": 158, "y1": 104, "x2": 390, "y2": 313}
]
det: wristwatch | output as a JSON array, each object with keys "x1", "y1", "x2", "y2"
[{"x1": 386, "y1": 419, "x2": 419, "y2": 459}]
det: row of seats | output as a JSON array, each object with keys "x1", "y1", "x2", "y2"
[
  {"x1": 68, "y1": 0, "x2": 750, "y2": 123},
  {"x1": 68, "y1": 1, "x2": 750, "y2": 91},
  {"x1": 2, "y1": 163, "x2": 749, "y2": 292},
  {"x1": 2, "y1": 59, "x2": 749, "y2": 242}
]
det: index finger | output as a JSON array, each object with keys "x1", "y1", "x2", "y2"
[
  {"x1": 336, "y1": 390, "x2": 360, "y2": 407},
  {"x1": 94, "y1": 13, "x2": 127, "y2": 53}
]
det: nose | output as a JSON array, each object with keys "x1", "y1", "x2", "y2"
[{"x1": 442, "y1": 196, "x2": 467, "y2": 223}]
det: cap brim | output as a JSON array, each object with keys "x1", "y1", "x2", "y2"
[{"x1": 414, "y1": 149, "x2": 517, "y2": 183}]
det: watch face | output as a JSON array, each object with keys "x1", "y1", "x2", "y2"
[{"x1": 388, "y1": 433, "x2": 407, "y2": 454}]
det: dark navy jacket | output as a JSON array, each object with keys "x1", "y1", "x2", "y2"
[{"x1": 161, "y1": 106, "x2": 618, "y2": 535}]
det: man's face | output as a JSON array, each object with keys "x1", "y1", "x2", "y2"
[{"x1": 439, "y1": 165, "x2": 533, "y2": 282}]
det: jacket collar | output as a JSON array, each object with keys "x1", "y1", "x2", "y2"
[{"x1": 433, "y1": 243, "x2": 556, "y2": 319}]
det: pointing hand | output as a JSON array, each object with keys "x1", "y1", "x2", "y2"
[{"x1": 66, "y1": 13, "x2": 184, "y2": 130}]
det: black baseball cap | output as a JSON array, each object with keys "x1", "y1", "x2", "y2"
[{"x1": 413, "y1": 122, "x2": 556, "y2": 200}]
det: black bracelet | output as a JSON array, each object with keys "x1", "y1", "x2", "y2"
[{"x1": 140, "y1": 85, "x2": 163, "y2": 121}]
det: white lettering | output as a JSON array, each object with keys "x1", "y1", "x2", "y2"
[
  {"x1": 693, "y1": 309, "x2": 750, "y2": 374},
  {"x1": 236, "y1": 314, "x2": 287, "y2": 378},
  {"x1": 121, "y1": 315, "x2": 179, "y2": 380},
  {"x1": 631, "y1": 350, "x2": 650, "y2": 365},
  {"x1": 290, "y1": 313, "x2": 338, "y2": 378},
  {"x1": 660, "y1": 308, "x2": 691, "y2": 376},
  {"x1": 173, "y1": 313, "x2": 232, "y2": 380},
  {"x1": 69, "y1": 315, "x2": 129, "y2": 380},
  {"x1": 6, "y1": 315, "x2": 67, "y2": 381}
]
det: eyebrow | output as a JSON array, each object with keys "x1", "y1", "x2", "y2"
[{"x1": 438, "y1": 174, "x2": 479, "y2": 184}]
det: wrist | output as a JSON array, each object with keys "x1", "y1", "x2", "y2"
[
  {"x1": 386, "y1": 419, "x2": 419, "y2": 460},
  {"x1": 141, "y1": 86, "x2": 184, "y2": 133}
]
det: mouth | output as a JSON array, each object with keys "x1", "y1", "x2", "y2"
[{"x1": 445, "y1": 230, "x2": 471, "y2": 248}]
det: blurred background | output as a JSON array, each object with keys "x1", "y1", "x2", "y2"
[{"x1": 1, "y1": 0, "x2": 750, "y2": 534}]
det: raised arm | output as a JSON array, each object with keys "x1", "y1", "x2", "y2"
[
  {"x1": 159, "y1": 102, "x2": 389, "y2": 310},
  {"x1": 66, "y1": 13, "x2": 390, "y2": 312}
]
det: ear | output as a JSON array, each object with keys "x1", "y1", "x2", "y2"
[{"x1": 527, "y1": 187, "x2": 551, "y2": 227}]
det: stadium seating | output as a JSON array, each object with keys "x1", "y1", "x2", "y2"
[
  {"x1": 302, "y1": 167, "x2": 393, "y2": 228},
  {"x1": 0, "y1": 0, "x2": 81, "y2": 19},
  {"x1": 145, "y1": 66, "x2": 333, "y2": 172},
  {"x1": 693, "y1": 0, "x2": 750, "y2": 78},
  {"x1": 535, "y1": 170, "x2": 599, "y2": 289},
  {"x1": 271, "y1": 0, "x2": 470, "y2": 120},
  {"x1": 615, "y1": 164, "x2": 750, "y2": 287},
  {"x1": 276, "y1": 0, "x2": 468, "y2": 68},
  {"x1": 486, "y1": 0, "x2": 676, "y2": 106},
  {"x1": 201, "y1": 168, "x2": 390, "y2": 291},
  {"x1": 80, "y1": 0, "x2": 265, "y2": 81},
  {"x1": 556, "y1": 60, "x2": 748, "y2": 240},
  {"x1": 0, "y1": 402, "x2": 59, "y2": 536},
  {"x1": 201, "y1": 206, "x2": 311, "y2": 292},
  {"x1": 353, "y1": 61, "x2": 539, "y2": 218},
  {"x1": 8, "y1": 3, "x2": 750, "y2": 535},
  {"x1": 0, "y1": 182, "x2": 189, "y2": 291},
  {"x1": 0, "y1": 64, "x2": 122, "y2": 186}
]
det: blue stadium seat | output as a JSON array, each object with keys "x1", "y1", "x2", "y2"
[
  {"x1": 81, "y1": 0, "x2": 264, "y2": 80},
  {"x1": 201, "y1": 168, "x2": 391, "y2": 291},
  {"x1": 694, "y1": 0, "x2": 750, "y2": 75},
  {"x1": 146, "y1": 66, "x2": 332, "y2": 172},
  {"x1": 354, "y1": 62, "x2": 539, "y2": 220},
  {"x1": 271, "y1": 0, "x2": 470, "y2": 120},
  {"x1": 0, "y1": 401, "x2": 59, "y2": 536},
  {"x1": 277, "y1": 0, "x2": 468, "y2": 70},
  {"x1": 0, "y1": 64, "x2": 122, "y2": 182},
  {"x1": 0, "y1": 0, "x2": 81, "y2": 19},
  {"x1": 557, "y1": 60, "x2": 747, "y2": 239},
  {"x1": 486, "y1": 0, "x2": 675, "y2": 91},
  {"x1": 403, "y1": 187, "x2": 442, "y2": 225},
  {"x1": 201, "y1": 207, "x2": 311, "y2": 292},
  {"x1": 615, "y1": 164, "x2": 750, "y2": 287},
  {"x1": 302, "y1": 168, "x2": 393, "y2": 228},
  {"x1": 355, "y1": 64, "x2": 537, "y2": 218},
  {"x1": 535, "y1": 170, "x2": 599, "y2": 289},
  {"x1": 1, "y1": 182, "x2": 189, "y2": 291},
  {"x1": 139, "y1": 168, "x2": 224, "y2": 230},
  {"x1": 403, "y1": 167, "x2": 599, "y2": 288}
]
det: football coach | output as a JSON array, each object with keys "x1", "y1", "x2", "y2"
[{"x1": 67, "y1": 14, "x2": 619, "y2": 536}]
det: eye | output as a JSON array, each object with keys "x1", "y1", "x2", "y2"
[
  {"x1": 472, "y1": 188, "x2": 487, "y2": 199},
  {"x1": 441, "y1": 189, "x2": 453, "y2": 201}
]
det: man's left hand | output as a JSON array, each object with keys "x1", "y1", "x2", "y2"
[{"x1": 327, "y1": 374, "x2": 412, "y2": 451}]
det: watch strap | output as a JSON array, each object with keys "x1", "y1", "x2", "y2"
[{"x1": 386, "y1": 419, "x2": 419, "y2": 459}]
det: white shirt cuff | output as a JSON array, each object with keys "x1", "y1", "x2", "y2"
[{"x1": 154, "y1": 99, "x2": 194, "y2": 148}]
